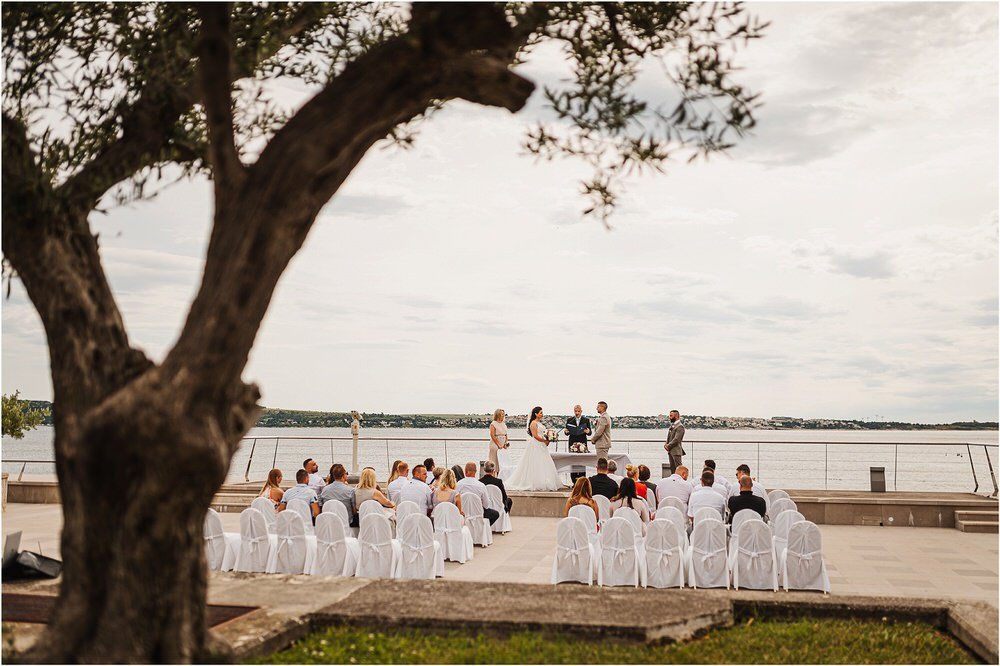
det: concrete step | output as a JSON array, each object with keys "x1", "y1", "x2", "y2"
[
  {"x1": 955, "y1": 519, "x2": 999, "y2": 534},
  {"x1": 955, "y1": 510, "x2": 999, "y2": 521}
]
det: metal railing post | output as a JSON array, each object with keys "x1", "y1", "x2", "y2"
[
  {"x1": 18, "y1": 462, "x2": 26, "y2": 482},
  {"x1": 893, "y1": 445, "x2": 898, "y2": 491},
  {"x1": 385, "y1": 439, "x2": 390, "y2": 475},
  {"x1": 271, "y1": 437, "x2": 280, "y2": 470},
  {"x1": 984, "y1": 444, "x2": 998, "y2": 497},
  {"x1": 756, "y1": 443, "x2": 760, "y2": 481},
  {"x1": 967, "y1": 444, "x2": 979, "y2": 493},
  {"x1": 243, "y1": 438, "x2": 258, "y2": 483},
  {"x1": 824, "y1": 443, "x2": 828, "y2": 490},
  {"x1": 444, "y1": 440, "x2": 449, "y2": 467}
]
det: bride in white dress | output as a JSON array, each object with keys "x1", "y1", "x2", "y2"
[{"x1": 506, "y1": 406, "x2": 563, "y2": 491}]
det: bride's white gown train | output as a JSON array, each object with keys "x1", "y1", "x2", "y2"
[{"x1": 506, "y1": 422, "x2": 563, "y2": 491}]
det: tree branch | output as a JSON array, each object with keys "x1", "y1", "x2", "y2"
[{"x1": 197, "y1": 3, "x2": 243, "y2": 193}]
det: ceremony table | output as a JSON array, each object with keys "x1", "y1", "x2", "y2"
[{"x1": 548, "y1": 452, "x2": 633, "y2": 476}]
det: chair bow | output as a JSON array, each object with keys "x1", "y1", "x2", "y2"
[
  {"x1": 402, "y1": 542, "x2": 428, "y2": 563},
  {"x1": 557, "y1": 544, "x2": 585, "y2": 565},
  {"x1": 693, "y1": 546, "x2": 725, "y2": 565}
]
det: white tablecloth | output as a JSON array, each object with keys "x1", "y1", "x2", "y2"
[{"x1": 549, "y1": 452, "x2": 633, "y2": 475}]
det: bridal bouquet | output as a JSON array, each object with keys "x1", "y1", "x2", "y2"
[{"x1": 544, "y1": 429, "x2": 559, "y2": 445}]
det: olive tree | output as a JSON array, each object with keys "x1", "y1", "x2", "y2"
[{"x1": 2, "y1": 2, "x2": 764, "y2": 661}]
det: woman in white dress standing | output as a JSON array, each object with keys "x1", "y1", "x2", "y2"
[{"x1": 506, "y1": 406, "x2": 563, "y2": 491}]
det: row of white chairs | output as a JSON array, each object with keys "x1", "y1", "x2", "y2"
[{"x1": 553, "y1": 504, "x2": 829, "y2": 592}]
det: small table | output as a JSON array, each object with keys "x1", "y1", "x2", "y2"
[{"x1": 549, "y1": 452, "x2": 633, "y2": 476}]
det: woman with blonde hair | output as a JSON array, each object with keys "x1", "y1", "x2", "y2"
[
  {"x1": 626, "y1": 464, "x2": 648, "y2": 499},
  {"x1": 431, "y1": 468, "x2": 465, "y2": 516},
  {"x1": 353, "y1": 467, "x2": 395, "y2": 518},
  {"x1": 260, "y1": 469, "x2": 284, "y2": 504},
  {"x1": 386, "y1": 459, "x2": 403, "y2": 489},
  {"x1": 488, "y1": 408, "x2": 508, "y2": 475},
  {"x1": 564, "y1": 477, "x2": 599, "y2": 525}
]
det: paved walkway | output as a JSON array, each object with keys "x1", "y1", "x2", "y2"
[{"x1": 2, "y1": 504, "x2": 997, "y2": 604}]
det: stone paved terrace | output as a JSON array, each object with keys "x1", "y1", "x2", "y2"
[{"x1": 2, "y1": 503, "x2": 997, "y2": 604}]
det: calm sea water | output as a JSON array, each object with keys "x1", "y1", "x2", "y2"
[{"x1": 3, "y1": 426, "x2": 997, "y2": 493}]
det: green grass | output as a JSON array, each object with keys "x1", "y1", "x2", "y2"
[{"x1": 256, "y1": 617, "x2": 978, "y2": 665}]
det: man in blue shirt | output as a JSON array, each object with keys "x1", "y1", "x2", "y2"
[{"x1": 279, "y1": 469, "x2": 320, "y2": 519}]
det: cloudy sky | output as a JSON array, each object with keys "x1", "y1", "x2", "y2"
[{"x1": 3, "y1": 2, "x2": 997, "y2": 423}]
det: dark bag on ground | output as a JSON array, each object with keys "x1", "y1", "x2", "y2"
[{"x1": 2, "y1": 551, "x2": 62, "y2": 580}]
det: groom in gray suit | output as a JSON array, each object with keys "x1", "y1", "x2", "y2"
[{"x1": 591, "y1": 401, "x2": 612, "y2": 460}]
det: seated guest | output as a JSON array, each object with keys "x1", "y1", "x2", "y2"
[
  {"x1": 429, "y1": 466, "x2": 444, "y2": 490},
  {"x1": 354, "y1": 467, "x2": 394, "y2": 514},
  {"x1": 692, "y1": 465, "x2": 728, "y2": 498},
  {"x1": 638, "y1": 465, "x2": 657, "y2": 498},
  {"x1": 456, "y1": 462, "x2": 500, "y2": 525},
  {"x1": 303, "y1": 458, "x2": 326, "y2": 493},
  {"x1": 259, "y1": 468, "x2": 284, "y2": 504},
  {"x1": 432, "y1": 469, "x2": 465, "y2": 517},
  {"x1": 588, "y1": 458, "x2": 619, "y2": 500},
  {"x1": 687, "y1": 470, "x2": 726, "y2": 521},
  {"x1": 656, "y1": 465, "x2": 692, "y2": 508},
  {"x1": 625, "y1": 464, "x2": 647, "y2": 499},
  {"x1": 279, "y1": 469, "x2": 320, "y2": 519},
  {"x1": 609, "y1": 478, "x2": 650, "y2": 535},
  {"x1": 728, "y1": 464, "x2": 769, "y2": 505},
  {"x1": 319, "y1": 464, "x2": 357, "y2": 527},
  {"x1": 727, "y1": 474, "x2": 767, "y2": 522},
  {"x1": 423, "y1": 458, "x2": 436, "y2": 485},
  {"x1": 450, "y1": 464, "x2": 465, "y2": 484},
  {"x1": 564, "y1": 477, "x2": 600, "y2": 525},
  {"x1": 606, "y1": 459, "x2": 624, "y2": 485},
  {"x1": 399, "y1": 464, "x2": 434, "y2": 515},
  {"x1": 699, "y1": 459, "x2": 731, "y2": 494},
  {"x1": 480, "y1": 461, "x2": 513, "y2": 513},
  {"x1": 386, "y1": 460, "x2": 403, "y2": 489},
  {"x1": 387, "y1": 461, "x2": 410, "y2": 503}
]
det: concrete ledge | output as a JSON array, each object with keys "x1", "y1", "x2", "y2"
[{"x1": 947, "y1": 601, "x2": 999, "y2": 665}]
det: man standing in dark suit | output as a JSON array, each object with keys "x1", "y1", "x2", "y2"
[
  {"x1": 565, "y1": 404, "x2": 592, "y2": 481},
  {"x1": 480, "y1": 461, "x2": 512, "y2": 513},
  {"x1": 727, "y1": 474, "x2": 767, "y2": 522},
  {"x1": 588, "y1": 458, "x2": 619, "y2": 500}
]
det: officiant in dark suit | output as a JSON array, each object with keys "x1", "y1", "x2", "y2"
[{"x1": 564, "y1": 404, "x2": 592, "y2": 481}]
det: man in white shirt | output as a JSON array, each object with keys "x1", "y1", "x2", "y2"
[
  {"x1": 456, "y1": 462, "x2": 499, "y2": 525},
  {"x1": 387, "y1": 461, "x2": 410, "y2": 504},
  {"x1": 703, "y1": 459, "x2": 732, "y2": 493},
  {"x1": 687, "y1": 470, "x2": 727, "y2": 521},
  {"x1": 656, "y1": 465, "x2": 692, "y2": 508},
  {"x1": 303, "y1": 458, "x2": 326, "y2": 494},
  {"x1": 606, "y1": 459, "x2": 624, "y2": 486},
  {"x1": 728, "y1": 464, "x2": 770, "y2": 511},
  {"x1": 399, "y1": 464, "x2": 433, "y2": 515},
  {"x1": 690, "y1": 461, "x2": 728, "y2": 498}
]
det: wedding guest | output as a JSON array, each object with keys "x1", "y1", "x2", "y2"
[
  {"x1": 480, "y1": 461, "x2": 512, "y2": 513},
  {"x1": 727, "y1": 474, "x2": 766, "y2": 522},
  {"x1": 423, "y1": 458, "x2": 436, "y2": 484},
  {"x1": 588, "y1": 458, "x2": 619, "y2": 500},
  {"x1": 450, "y1": 464, "x2": 465, "y2": 483},
  {"x1": 609, "y1": 478, "x2": 650, "y2": 535},
  {"x1": 489, "y1": 409, "x2": 509, "y2": 475},
  {"x1": 564, "y1": 477, "x2": 600, "y2": 525},
  {"x1": 387, "y1": 461, "x2": 410, "y2": 503},
  {"x1": 429, "y1": 466, "x2": 444, "y2": 490},
  {"x1": 386, "y1": 460, "x2": 403, "y2": 489},
  {"x1": 354, "y1": 467, "x2": 394, "y2": 512},
  {"x1": 399, "y1": 464, "x2": 433, "y2": 515},
  {"x1": 319, "y1": 463, "x2": 357, "y2": 527},
  {"x1": 456, "y1": 462, "x2": 500, "y2": 525},
  {"x1": 432, "y1": 469, "x2": 465, "y2": 516},
  {"x1": 728, "y1": 464, "x2": 769, "y2": 505},
  {"x1": 656, "y1": 465, "x2": 692, "y2": 509},
  {"x1": 687, "y1": 470, "x2": 726, "y2": 521},
  {"x1": 638, "y1": 465, "x2": 657, "y2": 498},
  {"x1": 259, "y1": 468, "x2": 284, "y2": 504},
  {"x1": 278, "y1": 469, "x2": 320, "y2": 518},
  {"x1": 625, "y1": 464, "x2": 647, "y2": 499},
  {"x1": 699, "y1": 459, "x2": 731, "y2": 494},
  {"x1": 606, "y1": 459, "x2": 624, "y2": 486},
  {"x1": 303, "y1": 458, "x2": 326, "y2": 493}
]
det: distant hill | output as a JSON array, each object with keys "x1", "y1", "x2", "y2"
[{"x1": 19, "y1": 401, "x2": 999, "y2": 430}]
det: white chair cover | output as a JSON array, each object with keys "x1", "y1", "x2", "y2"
[
  {"x1": 781, "y1": 521, "x2": 831, "y2": 593},
  {"x1": 311, "y1": 513, "x2": 361, "y2": 576},
  {"x1": 772, "y1": 510, "x2": 805, "y2": 575},
  {"x1": 644, "y1": 519, "x2": 685, "y2": 589},
  {"x1": 358, "y1": 499, "x2": 384, "y2": 523},
  {"x1": 727, "y1": 519, "x2": 777, "y2": 591},
  {"x1": 594, "y1": 494, "x2": 612, "y2": 523},
  {"x1": 460, "y1": 492, "x2": 493, "y2": 547},
  {"x1": 694, "y1": 506, "x2": 724, "y2": 526},
  {"x1": 286, "y1": 498, "x2": 314, "y2": 533},
  {"x1": 397, "y1": 514, "x2": 443, "y2": 580},
  {"x1": 395, "y1": 501, "x2": 422, "y2": 524},
  {"x1": 614, "y1": 506, "x2": 644, "y2": 537},
  {"x1": 598, "y1": 517, "x2": 645, "y2": 587},
  {"x1": 768, "y1": 489, "x2": 791, "y2": 504},
  {"x1": 658, "y1": 496, "x2": 687, "y2": 514},
  {"x1": 357, "y1": 512, "x2": 401, "y2": 578},
  {"x1": 485, "y1": 485, "x2": 512, "y2": 533},
  {"x1": 551, "y1": 517, "x2": 600, "y2": 585},
  {"x1": 235, "y1": 508, "x2": 276, "y2": 573},
  {"x1": 768, "y1": 497, "x2": 796, "y2": 521},
  {"x1": 730, "y1": 509, "x2": 761, "y2": 540},
  {"x1": 267, "y1": 510, "x2": 317, "y2": 574},
  {"x1": 204, "y1": 509, "x2": 239, "y2": 572},
  {"x1": 431, "y1": 502, "x2": 474, "y2": 563},
  {"x1": 568, "y1": 504, "x2": 600, "y2": 550},
  {"x1": 652, "y1": 505, "x2": 689, "y2": 549},
  {"x1": 687, "y1": 518, "x2": 729, "y2": 589},
  {"x1": 322, "y1": 499, "x2": 352, "y2": 527},
  {"x1": 251, "y1": 497, "x2": 278, "y2": 534}
]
